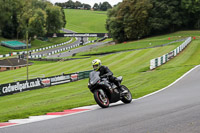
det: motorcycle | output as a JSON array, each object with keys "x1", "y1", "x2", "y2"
[{"x1": 88, "y1": 71, "x2": 132, "y2": 108}]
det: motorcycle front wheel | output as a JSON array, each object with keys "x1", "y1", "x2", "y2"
[{"x1": 94, "y1": 89, "x2": 110, "y2": 108}]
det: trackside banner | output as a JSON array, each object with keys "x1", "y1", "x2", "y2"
[
  {"x1": 0, "y1": 78, "x2": 41, "y2": 96},
  {"x1": 0, "y1": 70, "x2": 92, "y2": 97},
  {"x1": 40, "y1": 74, "x2": 74, "y2": 86},
  {"x1": 46, "y1": 33, "x2": 110, "y2": 38}
]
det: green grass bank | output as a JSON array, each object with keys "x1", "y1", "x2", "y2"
[
  {"x1": 64, "y1": 9, "x2": 107, "y2": 33},
  {"x1": 0, "y1": 31, "x2": 199, "y2": 122}
]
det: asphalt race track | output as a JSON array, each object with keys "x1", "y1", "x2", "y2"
[
  {"x1": 47, "y1": 41, "x2": 110, "y2": 58},
  {"x1": 32, "y1": 28, "x2": 86, "y2": 56},
  {"x1": 1, "y1": 65, "x2": 200, "y2": 133},
  {"x1": 32, "y1": 37, "x2": 82, "y2": 56}
]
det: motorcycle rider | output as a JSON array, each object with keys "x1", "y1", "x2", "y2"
[{"x1": 92, "y1": 59, "x2": 128, "y2": 94}]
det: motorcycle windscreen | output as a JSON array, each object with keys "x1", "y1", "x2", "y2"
[{"x1": 89, "y1": 71, "x2": 101, "y2": 85}]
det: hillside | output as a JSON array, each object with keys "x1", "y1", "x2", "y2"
[
  {"x1": 64, "y1": 9, "x2": 107, "y2": 33},
  {"x1": 0, "y1": 31, "x2": 199, "y2": 122}
]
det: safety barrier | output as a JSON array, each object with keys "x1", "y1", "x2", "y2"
[
  {"x1": 150, "y1": 37, "x2": 192, "y2": 70},
  {"x1": 1, "y1": 37, "x2": 106, "y2": 59},
  {"x1": 0, "y1": 70, "x2": 92, "y2": 97},
  {"x1": 28, "y1": 39, "x2": 96, "y2": 59}
]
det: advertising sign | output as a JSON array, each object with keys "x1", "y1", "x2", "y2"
[
  {"x1": 46, "y1": 33, "x2": 111, "y2": 38},
  {"x1": 50, "y1": 74, "x2": 71, "y2": 85},
  {"x1": 0, "y1": 78, "x2": 41, "y2": 96},
  {"x1": 71, "y1": 74, "x2": 78, "y2": 81},
  {"x1": 0, "y1": 70, "x2": 92, "y2": 97},
  {"x1": 41, "y1": 78, "x2": 51, "y2": 87}
]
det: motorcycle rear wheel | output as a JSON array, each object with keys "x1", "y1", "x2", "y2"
[
  {"x1": 94, "y1": 89, "x2": 110, "y2": 108},
  {"x1": 121, "y1": 85, "x2": 132, "y2": 103}
]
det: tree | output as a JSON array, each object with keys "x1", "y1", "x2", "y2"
[
  {"x1": 106, "y1": 0, "x2": 152, "y2": 42},
  {"x1": 148, "y1": 0, "x2": 185, "y2": 34},
  {"x1": 93, "y1": 3, "x2": 99, "y2": 10},
  {"x1": 31, "y1": 0, "x2": 48, "y2": 10},
  {"x1": 0, "y1": 0, "x2": 21, "y2": 38},
  {"x1": 99, "y1": 2, "x2": 102, "y2": 10},
  {"x1": 65, "y1": 0, "x2": 75, "y2": 9},
  {"x1": 55, "y1": 2, "x2": 64, "y2": 8},
  {"x1": 17, "y1": 0, "x2": 33, "y2": 39},
  {"x1": 74, "y1": 1, "x2": 82, "y2": 9},
  {"x1": 181, "y1": 0, "x2": 200, "y2": 13},
  {"x1": 100, "y1": 2, "x2": 112, "y2": 11},
  {"x1": 0, "y1": 0, "x2": 11, "y2": 33},
  {"x1": 83, "y1": 4, "x2": 91, "y2": 10},
  {"x1": 61, "y1": 9, "x2": 67, "y2": 27},
  {"x1": 29, "y1": 8, "x2": 47, "y2": 37},
  {"x1": 0, "y1": 0, "x2": 65, "y2": 39},
  {"x1": 55, "y1": 0, "x2": 93, "y2": 10},
  {"x1": 106, "y1": 6, "x2": 125, "y2": 42},
  {"x1": 46, "y1": 5, "x2": 64, "y2": 33},
  {"x1": 181, "y1": 0, "x2": 200, "y2": 29}
]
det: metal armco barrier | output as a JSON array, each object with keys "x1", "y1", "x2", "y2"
[
  {"x1": 0, "y1": 70, "x2": 92, "y2": 97},
  {"x1": 150, "y1": 37, "x2": 192, "y2": 70}
]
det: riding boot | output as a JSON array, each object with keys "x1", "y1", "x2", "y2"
[
  {"x1": 118, "y1": 85, "x2": 128, "y2": 94},
  {"x1": 114, "y1": 80, "x2": 128, "y2": 94}
]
